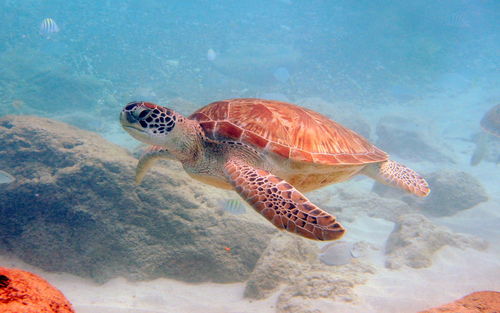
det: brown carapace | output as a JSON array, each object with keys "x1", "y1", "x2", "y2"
[{"x1": 190, "y1": 98, "x2": 388, "y2": 165}]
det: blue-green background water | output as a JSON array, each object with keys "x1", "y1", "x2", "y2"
[
  {"x1": 0, "y1": 1, "x2": 499, "y2": 312},
  {"x1": 1, "y1": 0, "x2": 498, "y2": 113}
]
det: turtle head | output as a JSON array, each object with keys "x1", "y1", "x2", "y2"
[{"x1": 120, "y1": 101, "x2": 183, "y2": 146}]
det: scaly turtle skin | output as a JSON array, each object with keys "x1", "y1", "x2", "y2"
[
  {"x1": 470, "y1": 104, "x2": 500, "y2": 166},
  {"x1": 120, "y1": 98, "x2": 430, "y2": 241}
]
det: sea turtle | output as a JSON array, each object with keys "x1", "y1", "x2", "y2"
[
  {"x1": 470, "y1": 104, "x2": 500, "y2": 166},
  {"x1": 120, "y1": 98, "x2": 430, "y2": 241}
]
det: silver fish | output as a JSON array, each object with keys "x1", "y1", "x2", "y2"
[
  {"x1": 207, "y1": 48, "x2": 217, "y2": 61},
  {"x1": 319, "y1": 241, "x2": 362, "y2": 266},
  {"x1": 0, "y1": 170, "x2": 15, "y2": 184},
  {"x1": 40, "y1": 18, "x2": 60, "y2": 37}
]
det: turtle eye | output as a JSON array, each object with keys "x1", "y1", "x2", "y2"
[
  {"x1": 123, "y1": 107, "x2": 151, "y2": 124},
  {"x1": 125, "y1": 102, "x2": 138, "y2": 111}
]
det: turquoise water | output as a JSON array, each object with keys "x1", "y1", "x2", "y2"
[{"x1": 0, "y1": 1, "x2": 499, "y2": 312}]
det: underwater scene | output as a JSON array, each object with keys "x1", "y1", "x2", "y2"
[{"x1": 0, "y1": 0, "x2": 499, "y2": 312}]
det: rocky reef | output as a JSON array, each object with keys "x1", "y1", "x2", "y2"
[
  {"x1": 245, "y1": 234, "x2": 376, "y2": 313},
  {"x1": 0, "y1": 115, "x2": 275, "y2": 283},
  {"x1": 373, "y1": 170, "x2": 489, "y2": 217},
  {"x1": 385, "y1": 213, "x2": 488, "y2": 269}
]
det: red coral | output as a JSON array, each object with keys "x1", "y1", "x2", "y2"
[
  {"x1": 419, "y1": 291, "x2": 500, "y2": 313},
  {"x1": 0, "y1": 267, "x2": 74, "y2": 313}
]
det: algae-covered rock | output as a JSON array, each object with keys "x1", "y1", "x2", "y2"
[
  {"x1": 319, "y1": 187, "x2": 414, "y2": 223},
  {"x1": 244, "y1": 233, "x2": 318, "y2": 299},
  {"x1": 0, "y1": 115, "x2": 275, "y2": 283},
  {"x1": 420, "y1": 170, "x2": 489, "y2": 217},
  {"x1": 245, "y1": 233, "x2": 375, "y2": 312},
  {"x1": 372, "y1": 170, "x2": 489, "y2": 217},
  {"x1": 385, "y1": 213, "x2": 487, "y2": 269}
]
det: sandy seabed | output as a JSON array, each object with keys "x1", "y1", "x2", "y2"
[{"x1": 1, "y1": 187, "x2": 497, "y2": 313}]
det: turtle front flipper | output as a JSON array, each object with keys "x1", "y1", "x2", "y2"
[
  {"x1": 223, "y1": 159, "x2": 345, "y2": 241},
  {"x1": 136, "y1": 145, "x2": 175, "y2": 184},
  {"x1": 363, "y1": 160, "x2": 430, "y2": 197}
]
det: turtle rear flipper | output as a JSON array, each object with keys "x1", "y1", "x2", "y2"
[
  {"x1": 224, "y1": 158, "x2": 345, "y2": 241},
  {"x1": 363, "y1": 160, "x2": 430, "y2": 197}
]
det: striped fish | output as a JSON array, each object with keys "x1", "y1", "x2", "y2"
[
  {"x1": 219, "y1": 199, "x2": 246, "y2": 215},
  {"x1": 39, "y1": 18, "x2": 60, "y2": 37}
]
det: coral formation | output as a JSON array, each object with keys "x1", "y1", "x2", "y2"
[
  {"x1": 373, "y1": 170, "x2": 488, "y2": 217},
  {"x1": 245, "y1": 234, "x2": 375, "y2": 312},
  {"x1": 385, "y1": 213, "x2": 488, "y2": 269},
  {"x1": 0, "y1": 115, "x2": 275, "y2": 283},
  {"x1": 418, "y1": 291, "x2": 500, "y2": 313},
  {"x1": 0, "y1": 267, "x2": 74, "y2": 313}
]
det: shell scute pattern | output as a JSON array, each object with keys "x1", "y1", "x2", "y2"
[{"x1": 189, "y1": 98, "x2": 388, "y2": 165}]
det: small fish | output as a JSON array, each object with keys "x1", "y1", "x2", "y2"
[
  {"x1": 39, "y1": 18, "x2": 59, "y2": 37},
  {"x1": 318, "y1": 241, "x2": 362, "y2": 266},
  {"x1": 165, "y1": 59, "x2": 179, "y2": 66},
  {"x1": 445, "y1": 12, "x2": 470, "y2": 28},
  {"x1": 219, "y1": 199, "x2": 246, "y2": 215},
  {"x1": 207, "y1": 48, "x2": 217, "y2": 61},
  {"x1": 223, "y1": 246, "x2": 232, "y2": 252},
  {"x1": 0, "y1": 170, "x2": 15, "y2": 184},
  {"x1": 273, "y1": 67, "x2": 290, "y2": 83}
]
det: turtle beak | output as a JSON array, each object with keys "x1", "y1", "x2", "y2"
[
  {"x1": 124, "y1": 110, "x2": 138, "y2": 124},
  {"x1": 119, "y1": 110, "x2": 138, "y2": 128}
]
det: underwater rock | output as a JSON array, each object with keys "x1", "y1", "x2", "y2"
[
  {"x1": 245, "y1": 233, "x2": 375, "y2": 311},
  {"x1": 0, "y1": 115, "x2": 275, "y2": 283},
  {"x1": 376, "y1": 115, "x2": 454, "y2": 163},
  {"x1": 244, "y1": 233, "x2": 317, "y2": 300},
  {"x1": 319, "y1": 187, "x2": 413, "y2": 223},
  {"x1": 418, "y1": 291, "x2": 500, "y2": 313},
  {"x1": 418, "y1": 170, "x2": 489, "y2": 217},
  {"x1": 373, "y1": 170, "x2": 488, "y2": 217},
  {"x1": 0, "y1": 267, "x2": 75, "y2": 313},
  {"x1": 385, "y1": 214, "x2": 488, "y2": 269}
]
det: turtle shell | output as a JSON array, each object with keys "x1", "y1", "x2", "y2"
[
  {"x1": 480, "y1": 104, "x2": 500, "y2": 137},
  {"x1": 189, "y1": 98, "x2": 388, "y2": 165}
]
